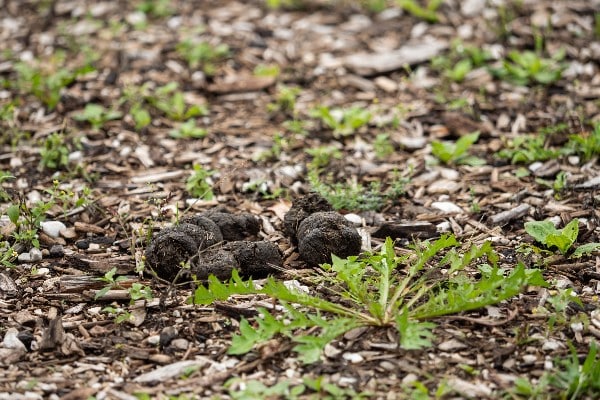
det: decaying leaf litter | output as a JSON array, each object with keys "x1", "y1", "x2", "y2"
[{"x1": 1, "y1": 0, "x2": 600, "y2": 398}]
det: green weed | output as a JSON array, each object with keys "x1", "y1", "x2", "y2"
[
  {"x1": 73, "y1": 103, "x2": 123, "y2": 130},
  {"x1": 524, "y1": 218, "x2": 600, "y2": 257},
  {"x1": 176, "y1": 40, "x2": 230, "y2": 75},
  {"x1": 136, "y1": 0, "x2": 174, "y2": 17},
  {"x1": 431, "y1": 131, "x2": 485, "y2": 166},
  {"x1": 268, "y1": 86, "x2": 301, "y2": 116},
  {"x1": 226, "y1": 375, "x2": 368, "y2": 399},
  {"x1": 510, "y1": 342, "x2": 600, "y2": 399},
  {"x1": 490, "y1": 50, "x2": 566, "y2": 86},
  {"x1": 398, "y1": 0, "x2": 443, "y2": 23},
  {"x1": 186, "y1": 164, "x2": 214, "y2": 200},
  {"x1": 254, "y1": 132, "x2": 290, "y2": 162},
  {"x1": 305, "y1": 145, "x2": 342, "y2": 169},
  {"x1": 566, "y1": 122, "x2": 600, "y2": 162},
  {"x1": 253, "y1": 63, "x2": 281, "y2": 78},
  {"x1": 190, "y1": 236, "x2": 547, "y2": 363},
  {"x1": 101, "y1": 306, "x2": 133, "y2": 324},
  {"x1": 13, "y1": 54, "x2": 94, "y2": 110},
  {"x1": 308, "y1": 169, "x2": 407, "y2": 211},
  {"x1": 169, "y1": 118, "x2": 207, "y2": 139},
  {"x1": 497, "y1": 134, "x2": 562, "y2": 164},
  {"x1": 39, "y1": 132, "x2": 70, "y2": 171},
  {"x1": 310, "y1": 105, "x2": 371, "y2": 138},
  {"x1": 96, "y1": 267, "x2": 128, "y2": 300},
  {"x1": 373, "y1": 133, "x2": 395, "y2": 159},
  {"x1": 149, "y1": 82, "x2": 209, "y2": 121}
]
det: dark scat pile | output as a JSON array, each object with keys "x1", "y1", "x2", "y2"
[
  {"x1": 146, "y1": 212, "x2": 280, "y2": 282},
  {"x1": 284, "y1": 193, "x2": 362, "y2": 266},
  {"x1": 144, "y1": 221, "x2": 222, "y2": 281},
  {"x1": 297, "y1": 211, "x2": 362, "y2": 266},
  {"x1": 283, "y1": 192, "x2": 333, "y2": 242},
  {"x1": 189, "y1": 241, "x2": 282, "y2": 280}
]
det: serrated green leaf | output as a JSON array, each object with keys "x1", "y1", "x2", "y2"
[
  {"x1": 229, "y1": 308, "x2": 285, "y2": 355},
  {"x1": 292, "y1": 317, "x2": 357, "y2": 363},
  {"x1": 396, "y1": 308, "x2": 435, "y2": 350},
  {"x1": 188, "y1": 269, "x2": 258, "y2": 305}
]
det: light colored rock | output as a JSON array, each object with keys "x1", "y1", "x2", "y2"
[
  {"x1": 146, "y1": 335, "x2": 161, "y2": 346},
  {"x1": 40, "y1": 221, "x2": 67, "y2": 238},
  {"x1": 437, "y1": 221, "x2": 451, "y2": 232},
  {"x1": 342, "y1": 352, "x2": 364, "y2": 363},
  {"x1": 3, "y1": 328, "x2": 26, "y2": 351},
  {"x1": 170, "y1": 338, "x2": 189, "y2": 351},
  {"x1": 439, "y1": 168, "x2": 460, "y2": 180},
  {"x1": 68, "y1": 151, "x2": 82, "y2": 163},
  {"x1": 447, "y1": 378, "x2": 492, "y2": 397},
  {"x1": 438, "y1": 338, "x2": 467, "y2": 351},
  {"x1": 324, "y1": 343, "x2": 342, "y2": 358},
  {"x1": 29, "y1": 248, "x2": 42, "y2": 262},
  {"x1": 33, "y1": 267, "x2": 49, "y2": 277},
  {"x1": 17, "y1": 253, "x2": 31, "y2": 263},
  {"x1": 461, "y1": 0, "x2": 486, "y2": 16},
  {"x1": 59, "y1": 227, "x2": 77, "y2": 239},
  {"x1": 398, "y1": 136, "x2": 427, "y2": 150},
  {"x1": 522, "y1": 354, "x2": 537, "y2": 364},
  {"x1": 427, "y1": 179, "x2": 461, "y2": 194},
  {"x1": 134, "y1": 359, "x2": 212, "y2": 383},
  {"x1": 571, "y1": 321, "x2": 584, "y2": 333},
  {"x1": 374, "y1": 76, "x2": 398, "y2": 92},
  {"x1": 344, "y1": 213, "x2": 362, "y2": 226},
  {"x1": 431, "y1": 201, "x2": 463, "y2": 214},
  {"x1": 542, "y1": 339, "x2": 562, "y2": 351}
]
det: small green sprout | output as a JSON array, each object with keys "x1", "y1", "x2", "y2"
[
  {"x1": 176, "y1": 40, "x2": 230, "y2": 75},
  {"x1": 186, "y1": 164, "x2": 214, "y2": 200},
  {"x1": 490, "y1": 49, "x2": 566, "y2": 86},
  {"x1": 169, "y1": 118, "x2": 207, "y2": 139},
  {"x1": 398, "y1": 0, "x2": 443, "y2": 23},
  {"x1": 310, "y1": 105, "x2": 371, "y2": 138},
  {"x1": 431, "y1": 131, "x2": 485, "y2": 165},
  {"x1": 73, "y1": 103, "x2": 123, "y2": 130},
  {"x1": 39, "y1": 132, "x2": 70, "y2": 170}
]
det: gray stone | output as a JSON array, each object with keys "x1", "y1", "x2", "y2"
[
  {"x1": 17, "y1": 253, "x2": 31, "y2": 263},
  {"x1": 461, "y1": 0, "x2": 486, "y2": 16},
  {"x1": 29, "y1": 248, "x2": 42, "y2": 262},
  {"x1": 40, "y1": 221, "x2": 67, "y2": 238},
  {"x1": 170, "y1": 338, "x2": 189, "y2": 351}
]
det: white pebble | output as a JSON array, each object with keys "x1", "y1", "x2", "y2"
[
  {"x1": 3, "y1": 328, "x2": 26, "y2": 351},
  {"x1": 542, "y1": 339, "x2": 561, "y2": 351},
  {"x1": 342, "y1": 352, "x2": 364, "y2": 363},
  {"x1": 437, "y1": 221, "x2": 451, "y2": 232},
  {"x1": 40, "y1": 221, "x2": 67, "y2": 238},
  {"x1": 431, "y1": 201, "x2": 463, "y2": 213},
  {"x1": 344, "y1": 213, "x2": 362, "y2": 226},
  {"x1": 571, "y1": 322, "x2": 584, "y2": 333},
  {"x1": 522, "y1": 354, "x2": 537, "y2": 363}
]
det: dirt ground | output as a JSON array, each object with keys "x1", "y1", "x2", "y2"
[{"x1": 1, "y1": 0, "x2": 600, "y2": 398}]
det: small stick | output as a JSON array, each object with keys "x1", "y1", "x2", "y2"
[{"x1": 487, "y1": 204, "x2": 531, "y2": 226}]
